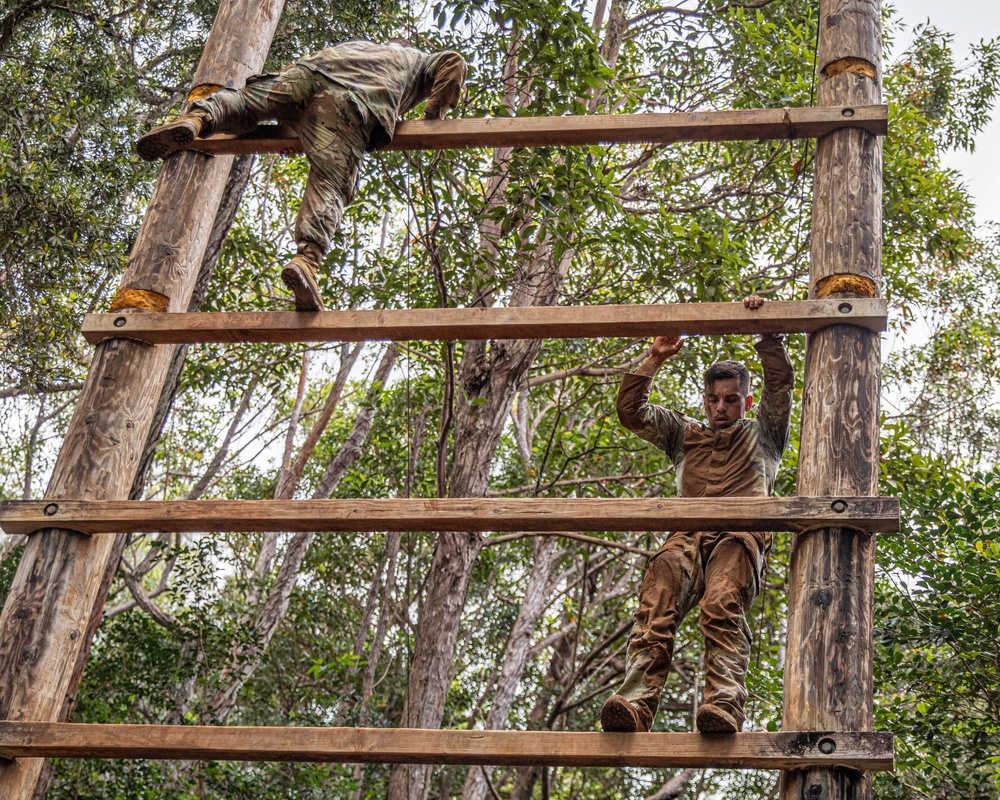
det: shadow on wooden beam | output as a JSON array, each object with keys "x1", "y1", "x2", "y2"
[
  {"x1": 0, "y1": 723, "x2": 894, "y2": 771},
  {"x1": 0, "y1": 497, "x2": 901, "y2": 537}
]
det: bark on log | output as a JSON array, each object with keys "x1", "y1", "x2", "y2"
[
  {"x1": 780, "y1": 0, "x2": 883, "y2": 797},
  {"x1": 0, "y1": 3, "x2": 283, "y2": 798}
]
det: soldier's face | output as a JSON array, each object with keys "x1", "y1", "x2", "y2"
[{"x1": 703, "y1": 378, "x2": 753, "y2": 430}]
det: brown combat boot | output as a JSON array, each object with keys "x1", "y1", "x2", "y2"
[
  {"x1": 600, "y1": 694, "x2": 649, "y2": 733},
  {"x1": 281, "y1": 242, "x2": 326, "y2": 312},
  {"x1": 696, "y1": 703, "x2": 740, "y2": 734},
  {"x1": 136, "y1": 109, "x2": 210, "y2": 161}
]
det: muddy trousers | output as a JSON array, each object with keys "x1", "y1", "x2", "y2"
[
  {"x1": 192, "y1": 64, "x2": 375, "y2": 254},
  {"x1": 617, "y1": 529, "x2": 767, "y2": 731}
]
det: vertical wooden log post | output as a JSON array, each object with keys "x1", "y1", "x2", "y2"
[
  {"x1": 781, "y1": 1, "x2": 883, "y2": 799},
  {"x1": 0, "y1": 2, "x2": 284, "y2": 796}
]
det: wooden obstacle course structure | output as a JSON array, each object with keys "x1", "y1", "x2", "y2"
[{"x1": 0, "y1": 0, "x2": 890, "y2": 795}]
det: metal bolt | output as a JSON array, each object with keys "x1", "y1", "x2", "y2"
[
  {"x1": 838, "y1": 302, "x2": 853, "y2": 314},
  {"x1": 43, "y1": 503, "x2": 59, "y2": 516},
  {"x1": 841, "y1": 107, "x2": 855, "y2": 117},
  {"x1": 818, "y1": 737, "x2": 837, "y2": 755},
  {"x1": 831, "y1": 500, "x2": 848, "y2": 514},
  {"x1": 113, "y1": 316, "x2": 127, "y2": 328}
]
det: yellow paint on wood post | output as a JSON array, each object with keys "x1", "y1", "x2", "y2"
[
  {"x1": 108, "y1": 288, "x2": 170, "y2": 313},
  {"x1": 186, "y1": 83, "x2": 224, "y2": 103},
  {"x1": 814, "y1": 274, "x2": 877, "y2": 298},
  {"x1": 823, "y1": 57, "x2": 877, "y2": 81}
]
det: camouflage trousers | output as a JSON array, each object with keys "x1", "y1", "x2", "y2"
[
  {"x1": 193, "y1": 64, "x2": 375, "y2": 254},
  {"x1": 617, "y1": 529, "x2": 769, "y2": 731}
]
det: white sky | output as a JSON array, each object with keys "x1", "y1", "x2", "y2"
[{"x1": 890, "y1": 0, "x2": 1000, "y2": 225}]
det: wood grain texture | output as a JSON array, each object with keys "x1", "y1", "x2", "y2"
[
  {"x1": 0, "y1": 497, "x2": 900, "y2": 536},
  {"x1": 0, "y1": 3, "x2": 285, "y2": 798},
  {"x1": 81, "y1": 299, "x2": 889, "y2": 345},
  {"x1": 0, "y1": 723, "x2": 894, "y2": 771},
  {"x1": 186, "y1": 105, "x2": 888, "y2": 155},
  {"x1": 809, "y1": 76, "x2": 883, "y2": 290},
  {"x1": 782, "y1": 0, "x2": 884, "y2": 796}
]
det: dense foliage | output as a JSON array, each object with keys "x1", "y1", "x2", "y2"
[{"x1": 1, "y1": 0, "x2": 998, "y2": 798}]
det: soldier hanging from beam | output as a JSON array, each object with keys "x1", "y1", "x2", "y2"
[
  {"x1": 137, "y1": 40, "x2": 467, "y2": 312},
  {"x1": 601, "y1": 294, "x2": 795, "y2": 735}
]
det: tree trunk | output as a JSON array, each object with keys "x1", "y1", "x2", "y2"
[
  {"x1": 462, "y1": 536, "x2": 561, "y2": 800},
  {"x1": 0, "y1": 4, "x2": 284, "y2": 796},
  {"x1": 780, "y1": 1, "x2": 882, "y2": 799}
]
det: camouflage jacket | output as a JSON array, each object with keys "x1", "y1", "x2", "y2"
[
  {"x1": 616, "y1": 336, "x2": 794, "y2": 497},
  {"x1": 296, "y1": 41, "x2": 466, "y2": 150}
]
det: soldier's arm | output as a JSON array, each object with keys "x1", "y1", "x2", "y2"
[
  {"x1": 616, "y1": 336, "x2": 686, "y2": 454},
  {"x1": 753, "y1": 333, "x2": 794, "y2": 456},
  {"x1": 422, "y1": 51, "x2": 467, "y2": 119}
]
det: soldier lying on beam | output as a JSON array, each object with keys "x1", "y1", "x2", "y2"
[
  {"x1": 602, "y1": 294, "x2": 795, "y2": 735},
  {"x1": 137, "y1": 40, "x2": 467, "y2": 312}
]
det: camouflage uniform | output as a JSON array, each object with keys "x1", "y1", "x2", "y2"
[
  {"x1": 614, "y1": 335, "x2": 793, "y2": 731},
  {"x1": 190, "y1": 41, "x2": 466, "y2": 255}
]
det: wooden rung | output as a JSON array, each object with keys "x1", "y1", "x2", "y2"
[
  {"x1": 0, "y1": 497, "x2": 899, "y2": 536},
  {"x1": 0, "y1": 723, "x2": 894, "y2": 770},
  {"x1": 186, "y1": 105, "x2": 888, "y2": 155},
  {"x1": 82, "y1": 299, "x2": 888, "y2": 346}
]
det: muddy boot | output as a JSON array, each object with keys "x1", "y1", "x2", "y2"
[
  {"x1": 696, "y1": 703, "x2": 740, "y2": 734},
  {"x1": 136, "y1": 109, "x2": 210, "y2": 161},
  {"x1": 281, "y1": 242, "x2": 326, "y2": 312},
  {"x1": 600, "y1": 694, "x2": 649, "y2": 733}
]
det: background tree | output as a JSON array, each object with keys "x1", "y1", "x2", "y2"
[{"x1": 1, "y1": 1, "x2": 998, "y2": 798}]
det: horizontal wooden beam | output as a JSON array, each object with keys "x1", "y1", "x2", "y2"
[
  {"x1": 0, "y1": 497, "x2": 899, "y2": 536},
  {"x1": 186, "y1": 105, "x2": 888, "y2": 155},
  {"x1": 0, "y1": 723, "x2": 894, "y2": 770},
  {"x1": 82, "y1": 299, "x2": 887, "y2": 346}
]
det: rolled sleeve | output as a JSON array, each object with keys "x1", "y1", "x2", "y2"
[
  {"x1": 753, "y1": 336, "x2": 794, "y2": 458},
  {"x1": 617, "y1": 373, "x2": 686, "y2": 457},
  {"x1": 421, "y1": 51, "x2": 467, "y2": 116}
]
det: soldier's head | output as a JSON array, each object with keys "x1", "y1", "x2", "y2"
[{"x1": 703, "y1": 360, "x2": 752, "y2": 430}]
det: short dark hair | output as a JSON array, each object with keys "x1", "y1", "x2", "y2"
[{"x1": 704, "y1": 360, "x2": 750, "y2": 395}]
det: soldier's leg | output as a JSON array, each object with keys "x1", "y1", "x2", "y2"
[
  {"x1": 279, "y1": 88, "x2": 374, "y2": 310},
  {"x1": 696, "y1": 530, "x2": 767, "y2": 733},
  {"x1": 293, "y1": 87, "x2": 372, "y2": 252},
  {"x1": 136, "y1": 65, "x2": 320, "y2": 161},
  {"x1": 603, "y1": 531, "x2": 702, "y2": 732}
]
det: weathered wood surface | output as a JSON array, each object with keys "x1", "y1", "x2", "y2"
[
  {"x1": 0, "y1": 2, "x2": 286, "y2": 798},
  {"x1": 186, "y1": 105, "x2": 888, "y2": 155},
  {"x1": 81, "y1": 299, "x2": 888, "y2": 345},
  {"x1": 0, "y1": 497, "x2": 900, "y2": 536},
  {"x1": 0, "y1": 723, "x2": 894, "y2": 771},
  {"x1": 781, "y1": 0, "x2": 884, "y2": 797}
]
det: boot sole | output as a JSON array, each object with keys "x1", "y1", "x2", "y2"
[
  {"x1": 136, "y1": 121, "x2": 199, "y2": 161},
  {"x1": 281, "y1": 264, "x2": 326, "y2": 312},
  {"x1": 696, "y1": 704, "x2": 739, "y2": 734},
  {"x1": 600, "y1": 696, "x2": 643, "y2": 733}
]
